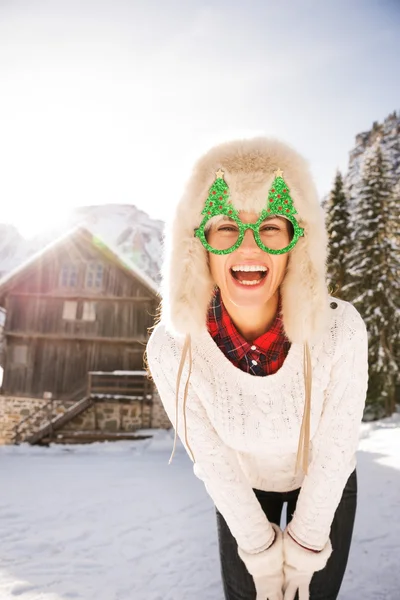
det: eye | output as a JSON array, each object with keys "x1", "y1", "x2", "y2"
[
  {"x1": 260, "y1": 225, "x2": 280, "y2": 232},
  {"x1": 218, "y1": 225, "x2": 238, "y2": 232}
]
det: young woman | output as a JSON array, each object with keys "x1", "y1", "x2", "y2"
[{"x1": 146, "y1": 138, "x2": 368, "y2": 600}]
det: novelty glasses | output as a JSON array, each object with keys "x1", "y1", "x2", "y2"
[{"x1": 194, "y1": 169, "x2": 304, "y2": 255}]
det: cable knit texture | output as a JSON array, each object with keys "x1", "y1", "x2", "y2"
[{"x1": 146, "y1": 297, "x2": 368, "y2": 564}]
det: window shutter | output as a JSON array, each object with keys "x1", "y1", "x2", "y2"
[
  {"x1": 13, "y1": 345, "x2": 28, "y2": 365},
  {"x1": 62, "y1": 300, "x2": 78, "y2": 320},
  {"x1": 82, "y1": 302, "x2": 96, "y2": 321}
]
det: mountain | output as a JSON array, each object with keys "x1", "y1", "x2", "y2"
[
  {"x1": 0, "y1": 204, "x2": 164, "y2": 285},
  {"x1": 70, "y1": 204, "x2": 164, "y2": 284},
  {"x1": 0, "y1": 224, "x2": 28, "y2": 279},
  {"x1": 345, "y1": 111, "x2": 400, "y2": 207}
]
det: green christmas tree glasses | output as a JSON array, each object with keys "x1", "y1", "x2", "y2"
[{"x1": 194, "y1": 169, "x2": 305, "y2": 255}]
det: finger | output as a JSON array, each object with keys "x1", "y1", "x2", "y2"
[
  {"x1": 283, "y1": 582, "x2": 297, "y2": 600},
  {"x1": 298, "y1": 581, "x2": 310, "y2": 600},
  {"x1": 255, "y1": 585, "x2": 267, "y2": 600}
]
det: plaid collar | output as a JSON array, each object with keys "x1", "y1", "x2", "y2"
[{"x1": 207, "y1": 288, "x2": 290, "y2": 373}]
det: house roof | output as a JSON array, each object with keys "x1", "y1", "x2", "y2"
[{"x1": 0, "y1": 224, "x2": 160, "y2": 299}]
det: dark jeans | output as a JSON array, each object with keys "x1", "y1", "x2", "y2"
[{"x1": 216, "y1": 469, "x2": 357, "y2": 600}]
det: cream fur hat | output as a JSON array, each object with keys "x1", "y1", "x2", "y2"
[{"x1": 161, "y1": 136, "x2": 330, "y2": 345}]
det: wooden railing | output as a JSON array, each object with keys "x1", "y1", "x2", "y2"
[
  {"x1": 13, "y1": 383, "x2": 89, "y2": 444},
  {"x1": 25, "y1": 396, "x2": 93, "y2": 446},
  {"x1": 87, "y1": 370, "x2": 152, "y2": 400}
]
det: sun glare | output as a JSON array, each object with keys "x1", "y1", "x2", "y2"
[{"x1": 14, "y1": 206, "x2": 73, "y2": 240}]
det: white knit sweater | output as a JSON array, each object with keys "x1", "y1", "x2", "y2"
[{"x1": 146, "y1": 298, "x2": 368, "y2": 560}]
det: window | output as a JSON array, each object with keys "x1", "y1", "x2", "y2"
[
  {"x1": 82, "y1": 302, "x2": 96, "y2": 321},
  {"x1": 85, "y1": 262, "x2": 104, "y2": 289},
  {"x1": 60, "y1": 264, "x2": 78, "y2": 288},
  {"x1": 13, "y1": 344, "x2": 28, "y2": 365},
  {"x1": 62, "y1": 300, "x2": 78, "y2": 320}
]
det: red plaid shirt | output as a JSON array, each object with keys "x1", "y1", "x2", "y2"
[{"x1": 207, "y1": 289, "x2": 291, "y2": 376}]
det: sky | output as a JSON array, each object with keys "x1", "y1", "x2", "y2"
[{"x1": 0, "y1": 0, "x2": 399, "y2": 237}]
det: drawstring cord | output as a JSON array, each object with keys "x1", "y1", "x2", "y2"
[
  {"x1": 169, "y1": 333, "x2": 195, "y2": 464},
  {"x1": 296, "y1": 341, "x2": 312, "y2": 475}
]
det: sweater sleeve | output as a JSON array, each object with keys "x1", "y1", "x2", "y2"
[
  {"x1": 287, "y1": 303, "x2": 369, "y2": 550},
  {"x1": 146, "y1": 324, "x2": 276, "y2": 557}
]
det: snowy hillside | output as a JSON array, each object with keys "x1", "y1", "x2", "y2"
[
  {"x1": 0, "y1": 414, "x2": 399, "y2": 600},
  {"x1": 0, "y1": 224, "x2": 27, "y2": 279},
  {"x1": 345, "y1": 111, "x2": 400, "y2": 207},
  {"x1": 0, "y1": 204, "x2": 164, "y2": 284},
  {"x1": 71, "y1": 205, "x2": 164, "y2": 284}
]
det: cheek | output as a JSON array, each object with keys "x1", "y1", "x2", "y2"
[
  {"x1": 273, "y1": 255, "x2": 289, "y2": 280},
  {"x1": 208, "y1": 254, "x2": 226, "y2": 285}
]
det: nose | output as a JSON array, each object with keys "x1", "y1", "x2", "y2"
[{"x1": 240, "y1": 228, "x2": 259, "y2": 252}]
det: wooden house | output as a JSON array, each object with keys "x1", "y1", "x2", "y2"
[{"x1": 0, "y1": 226, "x2": 170, "y2": 445}]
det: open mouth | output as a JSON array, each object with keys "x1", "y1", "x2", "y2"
[{"x1": 230, "y1": 265, "x2": 268, "y2": 286}]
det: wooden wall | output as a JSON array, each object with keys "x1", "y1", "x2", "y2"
[
  {"x1": 1, "y1": 231, "x2": 159, "y2": 399},
  {"x1": 13, "y1": 236, "x2": 152, "y2": 298},
  {"x1": 2, "y1": 338, "x2": 147, "y2": 397},
  {"x1": 6, "y1": 295, "x2": 156, "y2": 338}
]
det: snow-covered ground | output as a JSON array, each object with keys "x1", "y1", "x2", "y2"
[{"x1": 0, "y1": 415, "x2": 399, "y2": 600}]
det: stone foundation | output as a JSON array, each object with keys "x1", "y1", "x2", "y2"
[
  {"x1": 0, "y1": 390, "x2": 171, "y2": 445},
  {"x1": 0, "y1": 396, "x2": 72, "y2": 445},
  {"x1": 151, "y1": 389, "x2": 172, "y2": 429},
  {"x1": 61, "y1": 399, "x2": 152, "y2": 432}
]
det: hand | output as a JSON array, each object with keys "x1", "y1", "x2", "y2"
[
  {"x1": 282, "y1": 565, "x2": 312, "y2": 600},
  {"x1": 283, "y1": 528, "x2": 332, "y2": 600},
  {"x1": 238, "y1": 523, "x2": 284, "y2": 600},
  {"x1": 254, "y1": 572, "x2": 284, "y2": 600}
]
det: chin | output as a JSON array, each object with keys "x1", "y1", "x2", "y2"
[
  {"x1": 224, "y1": 279, "x2": 277, "y2": 309},
  {"x1": 229, "y1": 295, "x2": 270, "y2": 309}
]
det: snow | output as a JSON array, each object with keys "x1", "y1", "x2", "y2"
[
  {"x1": 89, "y1": 371, "x2": 147, "y2": 376},
  {"x1": 0, "y1": 416, "x2": 399, "y2": 600},
  {"x1": 0, "y1": 225, "x2": 26, "y2": 277},
  {"x1": 345, "y1": 112, "x2": 399, "y2": 214},
  {"x1": 91, "y1": 394, "x2": 152, "y2": 400}
]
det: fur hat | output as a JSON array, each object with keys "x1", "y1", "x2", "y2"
[{"x1": 161, "y1": 137, "x2": 329, "y2": 344}]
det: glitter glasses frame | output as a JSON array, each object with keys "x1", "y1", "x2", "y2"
[{"x1": 194, "y1": 209, "x2": 304, "y2": 255}]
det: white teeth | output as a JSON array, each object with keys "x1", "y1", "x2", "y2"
[
  {"x1": 237, "y1": 279, "x2": 261, "y2": 286},
  {"x1": 231, "y1": 265, "x2": 267, "y2": 272}
]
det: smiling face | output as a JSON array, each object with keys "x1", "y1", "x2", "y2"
[{"x1": 207, "y1": 211, "x2": 291, "y2": 309}]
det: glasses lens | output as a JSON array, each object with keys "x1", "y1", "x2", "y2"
[
  {"x1": 206, "y1": 217, "x2": 240, "y2": 251},
  {"x1": 258, "y1": 217, "x2": 294, "y2": 251}
]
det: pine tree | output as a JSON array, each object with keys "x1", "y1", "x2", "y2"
[
  {"x1": 345, "y1": 144, "x2": 400, "y2": 418},
  {"x1": 390, "y1": 181, "x2": 400, "y2": 408},
  {"x1": 325, "y1": 171, "x2": 352, "y2": 297}
]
